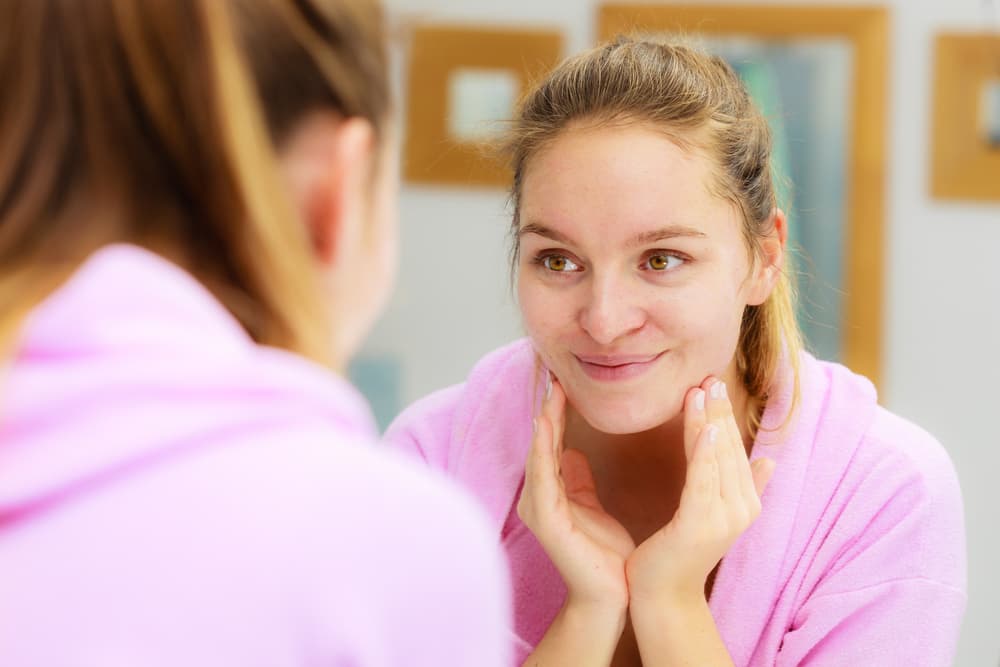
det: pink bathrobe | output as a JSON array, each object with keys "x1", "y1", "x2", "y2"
[
  {"x1": 386, "y1": 338, "x2": 966, "y2": 666},
  {"x1": 0, "y1": 244, "x2": 510, "y2": 666}
]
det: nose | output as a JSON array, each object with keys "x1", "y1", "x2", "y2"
[{"x1": 578, "y1": 270, "x2": 646, "y2": 345}]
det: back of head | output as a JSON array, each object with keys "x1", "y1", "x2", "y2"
[
  {"x1": 233, "y1": 0, "x2": 390, "y2": 147},
  {"x1": 0, "y1": 0, "x2": 390, "y2": 365},
  {"x1": 505, "y1": 37, "x2": 803, "y2": 419}
]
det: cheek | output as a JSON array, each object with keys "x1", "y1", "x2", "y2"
[
  {"x1": 647, "y1": 285, "x2": 728, "y2": 334},
  {"x1": 517, "y1": 273, "x2": 568, "y2": 340},
  {"x1": 655, "y1": 283, "x2": 745, "y2": 365}
]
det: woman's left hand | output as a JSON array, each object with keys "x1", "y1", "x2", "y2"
[{"x1": 625, "y1": 377, "x2": 774, "y2": 609}]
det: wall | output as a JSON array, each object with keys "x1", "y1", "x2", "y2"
[
  {"x1": 885, "y1": 3, "x2": 1000, "y2": 665},
  {"x1": 363, "y1": 1, "x2": 1000, "y2": 663}
]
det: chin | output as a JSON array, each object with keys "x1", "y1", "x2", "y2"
[{"x1": 573, "y1": 393, "x2": 681, "y2": 435}]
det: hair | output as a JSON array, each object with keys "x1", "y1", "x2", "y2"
[
  {"x1": 504, "y1": 36, "x2": 803, "y2": 433},
  {"x1": 0, "y1": 0, "x2": 390, "y2": 366}
]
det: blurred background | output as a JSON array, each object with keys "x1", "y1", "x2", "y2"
[{"x1": 348, "y1": 1, "x2": 999, "y2": 664}]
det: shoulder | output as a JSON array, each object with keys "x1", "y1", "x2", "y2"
[
  {"x1": 384, "y1": 338, "x2": 536, "y2": 471},
  {"x1": 246, "y1": 424, "x2": 499, "y2": 543},
  {"x1": 792, "y1": 358, "x2": 964, "y2": 590},
  {"x1": 847, "y1": 402, "x2": 963, "y2": 550},
  {"x1": 797, "y1": 355, "x2": 961, "y2": 510},
  {"x1": 1, "y1": 422, "x2": 511, "y2": 665},
  {"x1": 147, "y1": 422, "x2": 494, "y2": 543},
  {"x1": 383, "y1": 383, "x2": 465, "y2": 468},
  {"x1": 860, "y1": 405, "x2": 963, "y2": 521},
  {"x1": 264, "y1": 428, "x2": 511, "y2": 665},
  {"x1": 383, "y1": 339, "x2": 538, "y2": 531},
  {"x1": 804, "y1": 355, "x2": 960, "y2": 501},
  {"x1": 186, "y1": 423, "x2": 510, "y2": 619}
]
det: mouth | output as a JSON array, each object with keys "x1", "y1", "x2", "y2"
[{"x1": 574, "y1": 350, "x2": 667, "y2": 382}]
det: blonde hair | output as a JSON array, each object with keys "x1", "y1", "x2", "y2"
[
  {"x1": 0, "y1": 0, "x2": 390, "y2": 366},
  {"x1": 505, "y1": 37, "x2": 802, "y2": 432}
]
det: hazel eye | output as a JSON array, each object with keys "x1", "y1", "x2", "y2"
[
  {"x1": 646, "y1": 254, "x2": 683, "y2": 271},
  {"x1": 542, "y1": 255, "x2": 579, "y2": 272}
]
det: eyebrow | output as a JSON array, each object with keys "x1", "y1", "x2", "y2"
[{"x1": 518, "y1": 221, "x2": 707, "y2": 247}]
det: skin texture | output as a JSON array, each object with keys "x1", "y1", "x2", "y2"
[{"x1": 515, "y1": 123, "x2": 783, "y2": 665}]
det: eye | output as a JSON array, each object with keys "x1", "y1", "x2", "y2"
[
  {"x1": 541, "y1": 254, "x2": 580, "y2": 272},
  {"x1": 645, "y1": 253, "x2": 684, "y2": 271}
]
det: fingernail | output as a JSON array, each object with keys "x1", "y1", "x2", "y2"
[
  {"x1": 711, "y1": 381, "x2": 725, "y2": 400},
  {"x1": 545, "y1": 371, "x2": 552, "y2": 400},
  {"x1": 706, "y1": 424, "x2": 719, "y2": 444},
  {"x1": 693, "y1": 389, "x2": 705, "y2": 412},
  {"x1": 720, "y1": 382, "x2": 727, "y2": 399}
]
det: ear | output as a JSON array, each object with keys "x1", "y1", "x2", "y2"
[
  {"x1": 746, "y1": 207, "x2": 787, "y2": 306},
  {"x1": 280, "y1": 113, "x2": 376, "y2": 266}
]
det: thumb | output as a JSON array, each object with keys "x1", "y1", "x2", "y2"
[
  {"x1": 561, "y1": 448, "x2": 604, "y2": 511},
  {"x1": 750, "y1": 458, "x2": 776, "y2": 498}
]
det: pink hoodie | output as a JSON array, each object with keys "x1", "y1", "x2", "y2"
[
  {"x1": 386, "y1": 338, "x2": 967, "y2": 666},
  {"x1": 0, "y1": 245, "x2": 511, "y2": 666}
]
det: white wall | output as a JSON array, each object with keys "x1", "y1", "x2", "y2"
[
  {"x1": 884, "y1": 5, "x2": 1000, "y2": 667},
  {"x1": 365, "y1": 1, "x2": 1000, "y2": 664}
]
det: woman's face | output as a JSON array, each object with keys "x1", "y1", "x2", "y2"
[{"x1": 517, "y1": 123, "x2": 776, "y2": 434}]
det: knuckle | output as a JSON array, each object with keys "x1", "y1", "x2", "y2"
[
  {"x1": 707, "y1": 517, "x2": 730, "y2": 543},
  {"x1": 728, "y1": 505, "x2": 750, "y2": 529}
]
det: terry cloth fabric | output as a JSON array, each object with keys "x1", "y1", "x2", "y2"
[
  {"x1": 0, "y1": 244, "x2": 511, "y2": 667},
  {"x1": 386, "y1": 338, "x2": 966, "y2": 666}
]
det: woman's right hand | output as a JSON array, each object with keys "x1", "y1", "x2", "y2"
[{"x1": 517, "y1": 373, "x2": 635, "y2": 615}]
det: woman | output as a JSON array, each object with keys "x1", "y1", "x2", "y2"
[
  {"x1": 386, "y1": 38, "x2": 966, "y2": 665},
  {"x1": 0, "y1": 1, "x2": 508, "y2": 665}
]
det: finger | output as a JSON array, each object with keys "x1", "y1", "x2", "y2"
[
  {"x1": 703, "y1": 377, "x2": 746, "y2": 461},
  {"x1": 720, "y1": 394, "x2": 747, "y2": 457},
  {"x1": 679, "y1": 423, "x2": 720, "y2": 512},
  {"x1": 708, "y1": 381, "x2": 764, "y2": 511},
  {"x1": 705, "y1": 378, "x2": 729, "y2": 428},
  {"x1": 703, "y1": 380, "x2": 738, "y2": 500},
  {"x1": 541, "y1": 375, "x2": 567, "y2": 488},
  {"x1": 750, "y1": 457, "x2": 776, "y2": 499},
  {"x1": 720, "y1": 406, "x2": 758, "y2": 506},
  {"x1": 524, "y1": 413, "x2": 560, "y2": 510},
  {"x1": 560, "y1": 448, "x2": 604, "y2": 511},
  {"x1": 683, "y1": 386, "x2": 707, "y2": 461},
  {"x1": 715, "y1": 426, "x2": 740, "y2": 504},
  {"x1": 546, "y1": 375, "x2": 567, "y2": 461}
]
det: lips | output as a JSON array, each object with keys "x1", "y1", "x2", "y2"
[{"x1": 574, "y1": 350, "x2": 666, "y2": 382}]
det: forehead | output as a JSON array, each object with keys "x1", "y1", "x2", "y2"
[{"x1": 519, "y1": 123, "x2": 738, "y2": 244}]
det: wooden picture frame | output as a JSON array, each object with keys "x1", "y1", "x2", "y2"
[
  {"x1": 931, "y1": 33, "x2": 1000, "y2": 201},
  {"x1": 403, "y1": 25, "x2": 563, "y2": 187},
  {"x1": 598, "y1": 4, "x2": 888, "y2": 388}
]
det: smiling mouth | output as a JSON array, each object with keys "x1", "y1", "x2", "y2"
[{"x1": 574, "y1": 350, "x2": 667, "y2": 382}]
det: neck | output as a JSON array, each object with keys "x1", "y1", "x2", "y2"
[
  {"x1": 563, "y1": 374, "x2": 761, "y2": 544},
  {"x1": 566, "y1": 408, "x2": 687, "y2": 474}
]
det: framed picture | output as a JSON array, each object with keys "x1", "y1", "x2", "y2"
[
  {"x1": 403, "y1": 25, "x2": 563, "y2": 187},
  {"x1": 931, "y1": 34, "x2": 1000, "y2": 201},
  {"x1": 598, "y1": 4, "x2": 888, "y2": 388}
]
